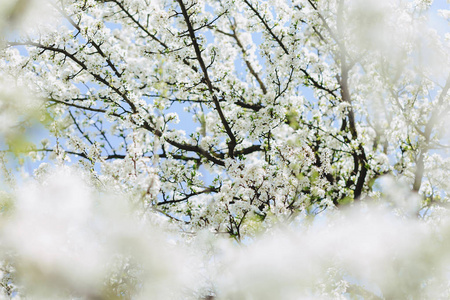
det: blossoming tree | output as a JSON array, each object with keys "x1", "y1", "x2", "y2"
[{"x1": 1, "y1": 0, "x2": 450, "y2": 299}]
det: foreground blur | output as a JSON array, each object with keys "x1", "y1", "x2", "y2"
[{"x1": 0, "y1": 166, "x2": 449, "y2": 299}]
